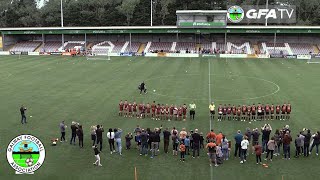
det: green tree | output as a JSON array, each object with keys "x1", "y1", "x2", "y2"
[
  {"x1": 159, "y1": 0, "x2": 173, "y2": 25},
  {"x1": 117, "y1": 0, "x2": 140, "y2": 25}
]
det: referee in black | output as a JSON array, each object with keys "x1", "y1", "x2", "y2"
[
  {"x1": 139, "y1": 81, "x2": 147, "y2": 94},
  {"x1": 20, "y1": 105, "x2": 27, "y2": 124}
]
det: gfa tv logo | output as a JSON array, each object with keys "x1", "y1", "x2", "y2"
[
  {"x1": 228, "y1": 5, "x2": 296, "y2": 24},
  {"x1": 246, "y1": 8, "x2": 294, "y2": 20}
]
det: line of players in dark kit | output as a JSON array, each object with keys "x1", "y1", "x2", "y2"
[
  {"x1": 118, "y1": 100, "x2": 188, "y2": 121},
  {"x1": 216, "y1": 102, "x2": 291, "y2": 122}
]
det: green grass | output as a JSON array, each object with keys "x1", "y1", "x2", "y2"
[{"x1": 0, "y1": 55, "x2": 320, "y2": 180}]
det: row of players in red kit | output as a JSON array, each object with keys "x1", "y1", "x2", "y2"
[
  {"x1": 215, "y1": 103, "x2": 291, "y2": 121},
  {"x1": 118, "y1": 100, "x2": 188, "y2": 121}
]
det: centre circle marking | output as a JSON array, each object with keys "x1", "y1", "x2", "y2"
[{"x1": 145, "y1": 74, "x2": 280, "y2": 102}]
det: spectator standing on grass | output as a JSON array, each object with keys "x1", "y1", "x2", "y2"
[
  {"x1": 70, "y1": 121, "x2": 78, "y2": 145},
  {"x1": 172, "y1": 131, "x2": 179, "y2": 156},
  {"x1": 265, "y1": 137, "x2": 276, "y2": 161},
  {"x1": 221, "y1": 135, "x2": 229, "y2": 160},
  {"x1": 180, "y1": 128, "x2": 187, "y2": 143},
  {"x1": 90, "y1": 125, "x2": 97, "y2": 147},
  {"x1": 107, "y1": 128, "x2": 115, "y2": 154},
  {"x1": 302, "y1": 129, "x2": 311, "y2": 157},
  {"x1": 310, "y1": 131, "x2": 320, "y2": 156},
  {"x1": 273, "y1": 129, "x2": 282, "y2": 156},
  {"x1": 163, "y1": 128, "x2": 171, "y2": 153},
  {"x1": 240, "y1": 136, "x2": 249, "y2": 164},
  {"x1": 234, "y1": 130, "x2": 243, "y2": 158},
  {"x1": 162, "y1": 128, "x2": 171, "y2": 153},
  {"x1": 154, "y1": 127, "x2": 162, "y2": 156},
  {"x1": 140, "y1": 129, "x2": 149, "y2": 156},
  {"x1": 245, "y1": 128, "x2": 252, "y2": 154},
  {"x1": 20, "y1": 105, "x2": 27, "y2": 124},
  {"x1": 216, "y1": 145, "x2": 223, "y2": 165},
  {"x1": 294, "y1": 132, "x2": 304, "y2": 158},
  {"x1": 59, "y1": 121, "x2": 67, "y2": 142},
  {"x1": 261, "y1": 124, "x2": 272, "y2": 153},
  {"x1": 192, "y1": 129, "x2": 201, "y2": 158},
  {"x1": 283, "y1": 131, "x2": 292, "y2": 160},
  {"x1": 125, "y1": 133, "x2": 133, "y2": 150},
  {"x1": 189, "y1": 130, "x2": 194, "y2": 149},
  {"x1": 254, "y1": 143, "x2": 262, "y2": 164},
  {"x1": 147, "y1": 128, "x2": 152, "y2": 150},
  {"x1": 96, "y1": 125, "x2": 104, "y2": 151},
  {"x1": 189, "y1": 102, "x2": 197, "y2": 120},
  {"x1": 184, "y1": 136, "x2": 190, "y2": 155},
  {"x1": 179, "y1": 142, "x2": 186, "y2": 162},
  {"x1": 251, "y1": 128, "x2": 260, "y2": 154},
  {"x1": 77, "y1": 125, "x2": 84, "y2": 148},
  {"x1": 114, "y1": 128, "x2": 123, "y2": 155}
]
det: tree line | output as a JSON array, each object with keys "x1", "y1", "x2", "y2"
[{"x1": 0, "y1": 0, "x2": 319, "y2": 27}]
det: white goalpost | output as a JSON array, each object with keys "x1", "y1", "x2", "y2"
[{"x1": 86, "y1": 46, "x2": 111, "y2": 60}]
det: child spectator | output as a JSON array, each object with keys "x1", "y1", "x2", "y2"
[
  {"x1": 179, "y1": 142, "x2": 186, "y2": 162},
  {"x1": 125, "y1": 133, "x2": 133, "y2": 150},
  {"x1": 254, "y1": 143, "x2": 262, "y2": 164},
  {"x1": 221, "y1": 135, "x2": 229, "y2": 160},
  {"x1": 184, "y1": 135, "x2": 190, "y2": 155}
]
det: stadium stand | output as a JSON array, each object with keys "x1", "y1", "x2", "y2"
[
  {"x1": 43, "y1": 41, "x2": 61, "y2": 52},
  {"x1": 111, "y1": 42, "x2": 126, "y2": 53},
  {"x1": 148, "y1": 42, "x2": 173, "y2": 52},
  {"x1": 124, "y1": 42, "x2": 141, "y2": 53},
  {"x1": 216, "y1": 43, "x2": 226, "y2": 53},
  {"x1": 289, "y1": 43, "x2": 314, "y2": 55},
  {"x1": 175, "y1": 42, "x2": 196, "y2": 52},
  {"x1": 64, "y1": 41, "x2": 85, "y2": 50},
  {"x1": 10, "y1": 41, "x2": 42, "y2": 52},
  {"x1": 201, "y1": 43, "x2": 212, "y2": 50}
]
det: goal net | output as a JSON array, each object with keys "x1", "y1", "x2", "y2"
[{"x1": 86, "y1": 46, "x2": 111, "y2": 60}]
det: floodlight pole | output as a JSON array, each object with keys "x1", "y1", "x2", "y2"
[
  {"x1": 265, "y1": 0, "x2": 269, "y2": 26},
  {"x1": 273, "y1": 32, "x2": 276, "y2": 53},
  {"x1": 150, "y1": 0, "x2": 153, "y2": 26},
  {"x1": 129, "y1": 33, "x2": 132, "y2": 52},
  {"x1": 61, "y1": 0, "x2": 64, "y2": 27},
  {"x1": 61, "y1": 0, "x2": 64, "y2": 51}
]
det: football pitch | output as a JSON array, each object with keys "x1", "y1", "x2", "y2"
[{"x1": 0, "y1": 56, "x2": 319, "y2": 180}]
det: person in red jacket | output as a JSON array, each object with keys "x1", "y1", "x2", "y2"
[
  {"x1": 283, "y1": 131, "x2": 292, "y2": 160},
  {"x1": 254, "y1": 143, "x2": 262, "y2": 164}
]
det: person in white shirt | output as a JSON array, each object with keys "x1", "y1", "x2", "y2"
[
  {"x1": 107, "y1": 128, "x2": 115, "y2": 154},
  {"x1": 240, "y1": 136, "x2": 250, "y2": 164}
]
